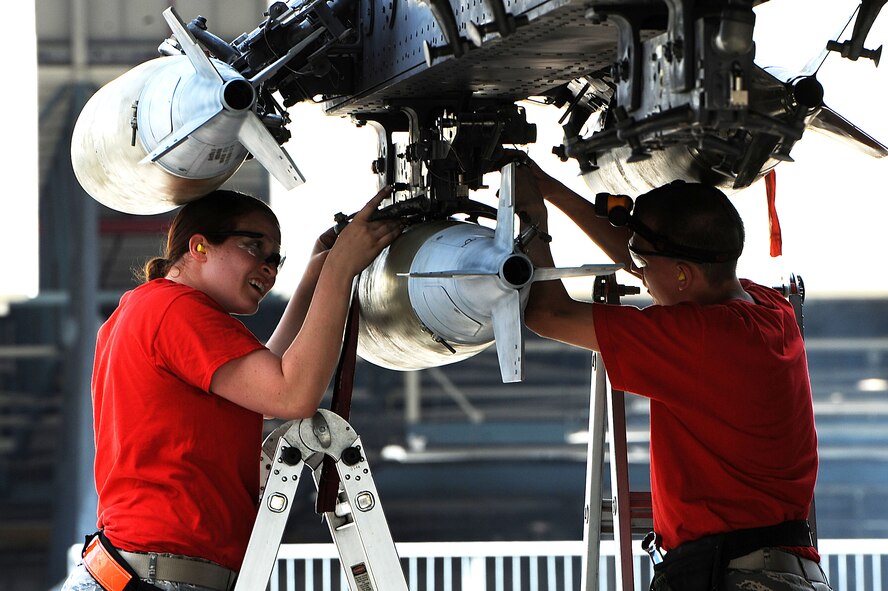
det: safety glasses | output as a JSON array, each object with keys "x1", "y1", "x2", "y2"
[
  {"x1": 210, "y1": 230, "x2": 286, "y2": 270},
  {"x1": 627, "y1": 244, "x2": 667, "y2": 269}
]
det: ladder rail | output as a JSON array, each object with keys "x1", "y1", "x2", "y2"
[
  {"x1": 606, "y1": 384, "x2": 635, "y2": 591},
  {"x1": 580, "y1": 353, "x2": 608, "y2": 590},
  {"x1": 236, "y1": 421, "x2": 311, "y2": 591}
]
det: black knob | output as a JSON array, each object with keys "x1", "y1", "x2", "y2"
[
  {"x1": 342, "y1": 446, "x2": 364, "y2": 466},
  {"x1": 281, "y1": 446, "x2": 302, "y2": 466}
]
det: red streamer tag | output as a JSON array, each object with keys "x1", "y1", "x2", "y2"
[{"x1": 765, "y1": 170, "x2": 782, "y2": 257}]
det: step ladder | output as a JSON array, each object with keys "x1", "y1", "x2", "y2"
[{"x1": 233, "y1": 409, "x2": 408, "y2": 591}]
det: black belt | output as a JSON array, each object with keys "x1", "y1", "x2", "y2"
[
  {"x1": 649, "y1": 521, "x2": 816, "y2": 591},
  {"x1": 727, "y1": 548, "x2": 828, "y2": 583},
  {"x1": 666, "y1": 520, "x2": 814, "y2": 564}
]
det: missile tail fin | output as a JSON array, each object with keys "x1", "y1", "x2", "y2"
[
  {"x1": 492, "y1": 290, "x2": 524, "y2": 383},
  {"x1": 140, "y1": 109, "x2": 222, "y2": 164},
  {"x1": 238, "y1": 113, "x2": 306, "y2": 189},
  {"x1": 810, "y1": 105, "x2": 888, "y2": 158},
  {"x1": 162, "y1": 7, "x2": 223, "y2": 82},
  {"x1": 494, "y1": 162, "x2": 516, "y2": 252}
]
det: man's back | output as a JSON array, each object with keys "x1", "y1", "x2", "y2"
[{"x1": 592, "y1": 280, "x2": 817, "y2": 551}]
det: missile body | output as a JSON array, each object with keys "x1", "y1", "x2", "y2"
[
  {"x1": 357, "y1": 221, "x2": 532, "y2": 379},
  {"x1": 357, "y1": 164, "x2": 621, "y2": 382},
  {"x1": 71, "y1": 7, "x2": 302, "y2": 214},
  {"x1": 71, "y1": 56, "x2": 251, "y2": 214}
]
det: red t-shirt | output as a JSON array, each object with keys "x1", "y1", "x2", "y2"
[
  {"x1": 593, "y1": 280, "x2": 818, "y2": 554},
  {"x1": 92, "y1": 279, "x2": 266, "y2": 571}
]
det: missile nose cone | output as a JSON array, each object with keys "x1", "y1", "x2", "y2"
[{"x1": 357, "y1": 221, "x2": 514, "y2": 373}]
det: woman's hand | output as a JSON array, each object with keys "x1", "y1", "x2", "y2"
[
  {"x1": 327, "y1": 186, "x2": 403, "y2": 277},
  {"x1": 311, "y1": 226, "x2": 338, "y2": 255}
]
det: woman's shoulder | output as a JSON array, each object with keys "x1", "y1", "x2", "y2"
[
  {"x1": 126, "y1": 279, "x2": 223, "y2": 314},
  {"x1": 117, "y1": 280, "x2": 248, "y2": 348}
]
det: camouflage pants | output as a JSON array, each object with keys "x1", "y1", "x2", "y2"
[
  {"x1": 61, "y1": 563, "x2": 222, "y2": 591},
  {"x1": 723, "y1": 566, "x2": 832, "y2": 591}
]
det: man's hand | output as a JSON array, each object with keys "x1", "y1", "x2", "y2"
[{"x1": 514, "y1": 161, "x2": 549, "y2": 224}]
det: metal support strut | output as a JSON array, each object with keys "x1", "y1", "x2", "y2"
[{"x1": 234, "y1": 409, "x2": 408, "y2": 591}]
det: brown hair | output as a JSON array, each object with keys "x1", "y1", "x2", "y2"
[{"x1": 140, "y1": 190, "x2": 279, "y2": 282}]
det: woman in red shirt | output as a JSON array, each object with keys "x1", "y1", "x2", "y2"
[{"x1": 62, "y1": 188, "x2": 400, "y2": 591}]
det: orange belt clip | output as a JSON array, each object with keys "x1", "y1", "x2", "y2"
[{"x1": 82, "y1": 533, "x2": 140, "y2": 591}]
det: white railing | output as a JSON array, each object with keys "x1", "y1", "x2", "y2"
[
  {"x1": 271, "y1": 539, "x2": 888, "y2": 591},
  {"x1": 819, "y1": 539, "x2": 888, "y2": 591}
]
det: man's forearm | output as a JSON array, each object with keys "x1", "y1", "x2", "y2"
[{"x1": 543, "y1": 181, "x2": 633, "y2": 269}]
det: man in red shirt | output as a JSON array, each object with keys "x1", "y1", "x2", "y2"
[{"x1": 516, "y1": 161, "x2": 831, "y2": 591}]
